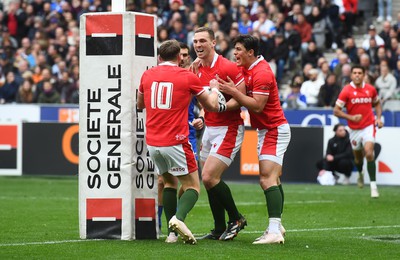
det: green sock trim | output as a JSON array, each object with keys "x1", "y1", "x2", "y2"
[
  {"x1": 211, "y1": 181, "x2": 240, "y2": 222},
  {"x1": 278, "y1": 184, "x2": 284, "y2": 216},
  {"x1": 367, "y1": 161, "x2": 376, "y2": 182},
  {"x1": 207, "y1": 189, "x2": 226, "y2": 233},
  {"x1": 176, "y1": 189, "x2": 198, "y2": 221},
  {"x1": 163, "y1": 187, "x2": 177, "y2": 233},
  {"x1": 264, "y1": 186, "x2": 282, "y2": 218}
]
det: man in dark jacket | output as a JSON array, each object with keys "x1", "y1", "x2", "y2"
[{"x1": 316, "y1": 123, "x2": 354, "y2": 184}]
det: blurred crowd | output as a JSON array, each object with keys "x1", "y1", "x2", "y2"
[{"x1": 1, "y1": 0, "x2": 400, "y2": 108}]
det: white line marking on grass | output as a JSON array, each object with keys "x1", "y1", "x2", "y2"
[
  {"x1": 239, "y1": 225, "x2": 400, "y2": 234},
  {"x1": 0, "y1": 239, "x2": 103, "y2": 247},
  {"x1": 2, "y1": 225, "x2": 399, "y2": 247}
]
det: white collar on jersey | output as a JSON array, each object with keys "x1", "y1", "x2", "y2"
[
  {"x1": 210, "y1": 52, "x2": 219, "y2": 68},
  {"x1": 159, "y1": 61, "x2": 178, "y2": 66},
  {"x1": 350, "y1": 81, "x2": 365, "y2": 89},
  {"x1": 248, "y1": 55, "x2": 265, "y2": 70}
]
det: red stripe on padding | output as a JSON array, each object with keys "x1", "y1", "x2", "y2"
[
  {"x1": 0, "y1": 125, "x2": 17, "y2": 148},
  {"x1": 135, "y1": 198, "x2": 155, "y2": 219},
  {"x1": 86, "y1": 198, "x2": 122, "y2": 219},
  {"x1": 135, "y1": 15, "x2": 154, "y2": 36},
  {"x1": 86, "y1": 14, "x2": 122, "y2": 35}
]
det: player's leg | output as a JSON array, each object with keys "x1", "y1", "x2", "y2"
[
  {"x1": 253, "y1": 124, "x2": 290, "y2": 245},
  {"x1": 157, "y1": 176, "x2": 164, "y2": 233},
  {"x1": 349, "y1": 129, "x2": 364, "y2": 188},
  {"x1": 198, "y1": 127, "x2": 226, "y2": 239},
  {"x1": 162, "y1": 173, "x2": 179, "y2": 242},
  {"x1": 166, "y1": 142, "x2": 199, "y2": 244},
  {"x1": 201, "y1": 125, "x2": 246, "y2": 241},
  {"x1": 364, "y1": 141, "x2": 379, "y2": 197}
]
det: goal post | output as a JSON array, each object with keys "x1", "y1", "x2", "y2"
[{"x1": 78, "y1": 11, "x2": 158, "y2": 240}]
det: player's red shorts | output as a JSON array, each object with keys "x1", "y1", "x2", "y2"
[
  {"x1": 200, "y1": 125, "x2": 244, "y2": 166},
  {"x1": 257, "y1": 123, "x2": 291, "y2": 165},
  {"x1": 148, "y1": 141, "x2": 197, "y2": 176}
]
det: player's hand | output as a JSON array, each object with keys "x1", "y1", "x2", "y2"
[
  {"x1": 217, "y1": 75, "x2": 236, "y2": 96},
  {"x1": 351, "y1": 114, "x2": 362, "y2": 122},
  {"x1": 326, "y1": 154, "x2": 334, "y2": 162},
  {"x1": 376, "y1": 118, "x2": 384, "y2": 129},
  {"x1": 191, "y1": 117, "x2": 204, "y2": 130},
  {"x1": 189, "y1": 58, "x2": 201, "y2": 74},
  {"x1": 209, "y1": 79, "x2": 219, "y2": 89}
]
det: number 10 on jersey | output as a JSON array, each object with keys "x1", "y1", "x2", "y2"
[{"x1": 151, "y1": 82, "x2": 173, "y2": 109}]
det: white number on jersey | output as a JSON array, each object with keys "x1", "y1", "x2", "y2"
[{"x1": 150, "y1": 82, "x2": 173, "y2": 109}]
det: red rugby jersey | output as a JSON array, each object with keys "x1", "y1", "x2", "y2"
[
  {"x1": 139, "y1": 62, "x2": 205, "y2": 146},
  {"x1": 197, "y1": 54, "x2": 244, "y2": 126},
  {"x1": 336, "y1": 82, "x2": 379, "y2": 130}
]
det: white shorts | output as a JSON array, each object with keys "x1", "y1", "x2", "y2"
[
  {"x1": 148, "y1": 142, "x2": 197, "y2": 176},
  {"x1": 257, "y1": 124, "x2": 291, "y2": 165},
  {"x1": 199, "y1": 125, "x2": 244, "y2": 166},
  {"x1": 349, "y1": 124, "x2": 376, "y2": 150}
]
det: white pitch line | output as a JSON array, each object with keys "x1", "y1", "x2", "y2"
[
  {"x1": 2, "y1": 225, "x2": 399, "y2": 247},
  {"x1": 0, "y1": 239, "x2": 102, "y2": 247},
  {"x1": 238, "y1": 225, "x2": 400, "y2": 234}
]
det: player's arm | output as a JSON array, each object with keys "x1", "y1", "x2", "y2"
[
  {"x1": 218, "y1": 76, "x2": 267, "y2": 113},
  {"x1": 137, "y1": 92, "x2": 145, "y2": 109},
  {"x1": 333, "y1": 103, "x2": 362, "y2": 122},
  {"x1": 224, "y1": 80, "x2": 246, "y2": 111},
  {"x1": 373, "y1": 98, "x2": 384, "y2": 128},
  {"x1": 196, "y1": 83, "x2": 220, "y2": 112}
]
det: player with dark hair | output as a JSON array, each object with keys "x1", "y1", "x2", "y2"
[
  {"x1": 192, "y1": 27, "x2": 247, "y2": 241},
  {"x1": 218, "y1": 34, "x2": 290, "y2": 244},
  {"x1": 334, "y1": 65, "x2": 383, "y2": 198},
  {"x1": 137, "y1": 39, "x2": 221, "y2": 244}
]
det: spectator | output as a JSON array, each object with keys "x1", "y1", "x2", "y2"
[
  {"x1": 360, "y1": 53, "x2": 379, "y2": 81},
  {"x1": 379, "y1": 21, "x2": 392, "y2": 49},
  {"x1": 375, "y1": 61, "x2": 397, "y2": 102},
  {"x1": 301, "y1": 68, "x2": 325, "y2": 107},
  {"x1": 157, "y1": 26, "x2": 169, "y2": 48},
  {"x1": 344, "y1": 37, "x2": 359, "y2": 64},
  {"x1": 377, "y1": 0, "x2": 392, "y2": 22},
  {"x1": 282, "y1": 75, "x2": 307, "y2": 109},
  {"x1": 316, "y1": 123, "x2": 354, "y2": 185},
  {"x1": 342, "y1": 0, "x2": 358, "y2": 37},
  {"x1": 169, "y1": 19, "x2": 187, "y2": 44},
  {"x1": 339, "y1": 63, "x2": 352, "y2": 86},
  {"x1": 294, "y1": 13, "x2": 312, "y2": 53},
  {"x1": 394, "y1": 60, "x2": 400, "y2": 88},
  {"x1": 302, "y1": 41, "x2": 323, "y2": 68},
  {"x1": 0, "y1": 71, "x2": 18, "y2": 103},
  {"x1": 2, "y1": 0, "x2": 27, "y2": 46},
  {"x1": 283, "y1": 20, "x2": 301, "y2": 70},
  {"x1": 333, "y1": 53, "x2": 350, "y2": 80},
  {"x1": 362, "y1": 25, "x2": 385, "y2": 51},
  {"x1": 216, "y1": 3, "x2": 233, "y2": 35},
  {"x1": 265, "y1": 33, "x2": 289, "y2": 84},
  {"x1": 252, "y1": 9, "x2": 276, "y2": 43},
  {"x1": 16, "y1": 78, "x2": 35, "y2": 103},
  {"x1": 238, "y1": 12, "x2": 252, "y2": 35},
  {"x1": 308, "y1": 5, "x2": 326, "y2": 50},
  {"x1": 322, "y1": 0, "x2": 342, "y2": 50},
  {"x1": 37, "y1": 80, "x2": 60, "y2": 103},
  {"x1": 317, "y1": 73, "x2": 341, "y2": 107},
  {"x1": 388, "y1": 37, "x2": 399, "y2": 70}
]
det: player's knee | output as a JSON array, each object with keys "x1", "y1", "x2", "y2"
[{"x1": 201, "y1": 173, "x2": 217, "y2": 189}]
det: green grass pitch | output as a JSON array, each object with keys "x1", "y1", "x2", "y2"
[{"x1": 0, "y1": 176, "x2": 399, "y2": 259}]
